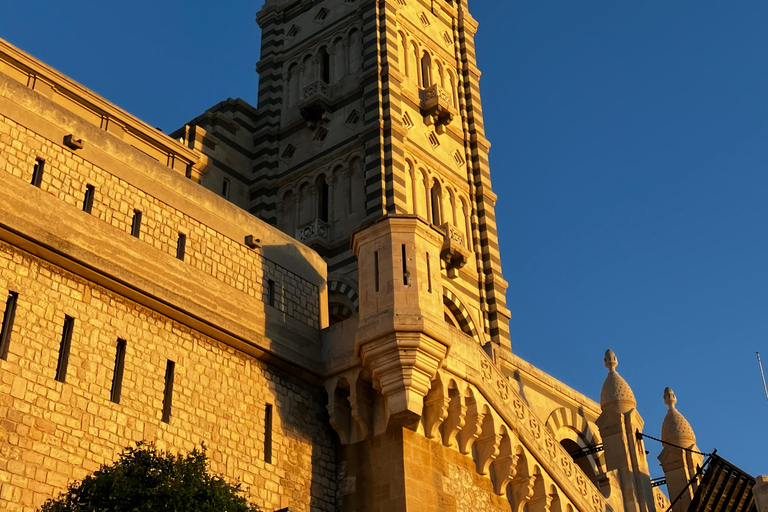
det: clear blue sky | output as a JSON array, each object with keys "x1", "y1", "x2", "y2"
[{"x1": 2, "y1": 1, "x2": 766, "y2": 478}]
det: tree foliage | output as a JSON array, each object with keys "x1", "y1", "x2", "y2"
[{"x1": 39, "y1": 443, "x2": 259, "y2": 512}]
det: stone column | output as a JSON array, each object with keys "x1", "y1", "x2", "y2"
[{"x1": 657, "y1": 388, "x2": 704, "y2": 512}]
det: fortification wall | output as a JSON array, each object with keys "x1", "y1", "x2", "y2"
[
  {"x1": 0, "y1": 39, "x2": 337, "y2": 512},
  {"x1": 0, "y1": 240, "x2": 336, "y2": 512}
]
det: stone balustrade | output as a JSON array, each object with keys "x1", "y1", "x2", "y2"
[{"x1": 296, "y1": 218, "x2": 330, "y2": 245}]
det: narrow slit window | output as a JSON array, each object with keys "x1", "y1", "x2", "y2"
[
  {"x1": 374, "y1": 251, "x2": 380, "y2": 292},
  {"x1": 130, "y1": 210, "x2": 142, "y2": 238},
  {"x1": 162, "y1": 360, "x2": 175, "y2": 423},
  {"x1": 222, "y1": 178, "x2": 231, "y2": 199},
  {"x1": 176, "y1": 233, "x2": 187, "y2": 261},
  {"x1": 264, "y1": 404, "x2": 273, "y2": 464},
  {"x1": 426, "y1": 252, "x2": 432, "y2": 293},
  {"x1": 31, "y1": 159, "x2": 45, "y2": 187},
  {"x1": 82, "y1": 185, "x2": 95, "y2": 214},
  {"x1": 402, "y1": 244, "x2": 409, "y2": 286},
  {"x1": 0, "y1": 291, "x2": 19, "y2": 360},
  {"x1": 267, "y1": 280, "x2": 276, "y2": 308},
  {"x1": 110, "y1": 339, "x2": 127, "y2": 403},
  {"x1": 55, "y1": 316, "x2": 75, "y2": 383}
]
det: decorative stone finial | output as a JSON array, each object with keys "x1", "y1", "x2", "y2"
[
  {"x1": 664, "y1": 387, "x2": 677, "y2": 408},
  {"x1": 661, "y1": 387, "x2": 696, "y2": 446},
  {"x1": 599, "y1": 349, "x2": 637, "y2": 413}
]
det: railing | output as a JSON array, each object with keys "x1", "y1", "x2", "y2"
[
  {"x1": 422, "y1": 83, "x2": 453, "y2": 106},
  {"x1": 420, "y1": 84, "x2": 455, "y2": 132},
  {"x1": 296, "y1": 219, "x2": 329, "y2": 244},
  {"x1": 302, "y1": 80, "x2": 330, "y2": 101}
]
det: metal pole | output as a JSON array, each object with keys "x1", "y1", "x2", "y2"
[{"x1": 758, "y1": 352, "x2": 768, "y2": 406}]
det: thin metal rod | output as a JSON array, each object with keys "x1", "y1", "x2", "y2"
[{"x1": 758, "y1": 352, "x2": 768, "y2": 405}]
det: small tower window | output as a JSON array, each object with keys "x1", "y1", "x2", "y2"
[
  {"x1": 130, "y1": 210, "x2": 142, "y2": 238},
  {"x1": 176, "y1": 233, "x2": 187, "y2": 261},
  {"x1": 0, "y1": 291, "x2": 19, "y2": 360},
  {"x1": 402, "y1": 244, "x2": 409, "y2": 286},
  {"x1": 31, "y1": 159, "x2": 45, "y2": 187},
  {"x1": 162, "y1": 360, "x2": 175, "y2": 423},
  {"x1": 82, "y1": 185, "x2": 95, "y2": 214},
  {"x1": 55, "y1": 316, "x2": 75, "y2": 383},
  {"x1": 264, "y1": 404, "x2": 274, "y2": 464},
  {"x1": 267, "y1": 279, "x2": 276, "y2": 308},
  {"x1": 222, "y1": 178, "x2": 231, "y2": 199},
  {"x1": 110, "y1": 339, "x2": 127, "y2": 404}
]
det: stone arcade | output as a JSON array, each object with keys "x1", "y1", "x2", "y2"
[{"x1": 0, "y1": 0, "x2": 765, "y2": 511}]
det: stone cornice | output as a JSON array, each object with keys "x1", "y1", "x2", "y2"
[{"x1": 0, "y1": 38, "x2": 199, "y2": 170}]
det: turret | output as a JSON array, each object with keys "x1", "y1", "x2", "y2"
[
  {"x1": 596, "y1": 350, "x2": 656, "y2": 512},
  {"x1": 352, "y1": 215, "x2": 452, "y2": 427},
  {"x1": 658, "y1": 388, "x2": 703, "y2": 512}
]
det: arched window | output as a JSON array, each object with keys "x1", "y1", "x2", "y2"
[
  {"x1": 436, "y1": 60, "x2": 445, "y2": 88},
  {"x1": 332, "y1": 38, "x2": 345, "y2": 81},
  {"x1": 302, "y1": 54, "x2": 314, "y2": 88},
  {"x1": 286, "y1": 64, "x2": 298, "y2": 106},
  {"x1": 404, "y1": 162, "x2": 414, "y2": 214},
  {"x1": 416, "y1": 169, "x2": 428, "y2": 219},
  {"x1": 421, "y1": 52, "x2": 432, "y2": 88},
  {"x1": 349, "y1": 158, "x2": 364, "y2": 213},
  {"x1": 399, "y1": 33, "x2": 409, "y2": 78},
  {"x1": 319, "y1": 47, "x2": 330, "y2": 84},
  {"x1": 332, "y1": 165, "x2": 347, "y2": 220},
  {"x1": 560, "y1": 439, "x2": 599, "y2": 488},
  {"x1": 447, "y1": 189, "x2": 457, "y2": 225},
  {"x1": 459, "y1": 197, "x2": 471, "y2": 248},
  {"x1": 279, "y1": 191, "x2": 296, "y2": 235},
  {"x1": 447, "y1": 70, "x2": 457, "y2": 107},
  {"x1": 298, "y1": 183, "x2": 313, "y2": 225},
  {"x1": 410, "y1": 42, "x2": 419, "y2": 84},
  {"x1": 317, "y1": 175, "x2": 329, "y2": 222},
  {"x1": 349, "y1": 29, "x2": 361, "y2": 71},
  {"x1": 430, "y1": 180, "x2": 442, "y2": 225}
]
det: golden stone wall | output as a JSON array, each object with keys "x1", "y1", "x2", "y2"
[
  {"x1": 0, "y1": 113, "x2": 320, "y2": 329},
  {"x1": 0, "y1": 63, "x2": 335, "y2": 511},
  {"x1": 0, "y1": 239, "x2": 336, "y2": 512}
]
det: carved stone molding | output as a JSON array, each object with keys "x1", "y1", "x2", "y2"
[{"x1": 358, "y1": 332, "x2": 449, "y2": 426}]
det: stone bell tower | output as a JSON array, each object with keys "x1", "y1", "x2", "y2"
[{"x1": 253, "y1": 0, "x2": 511, "y2": 348}]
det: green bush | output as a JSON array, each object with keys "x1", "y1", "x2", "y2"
[{"x1": 39, "y1": 443, "x2": 259, "y2": 512}]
